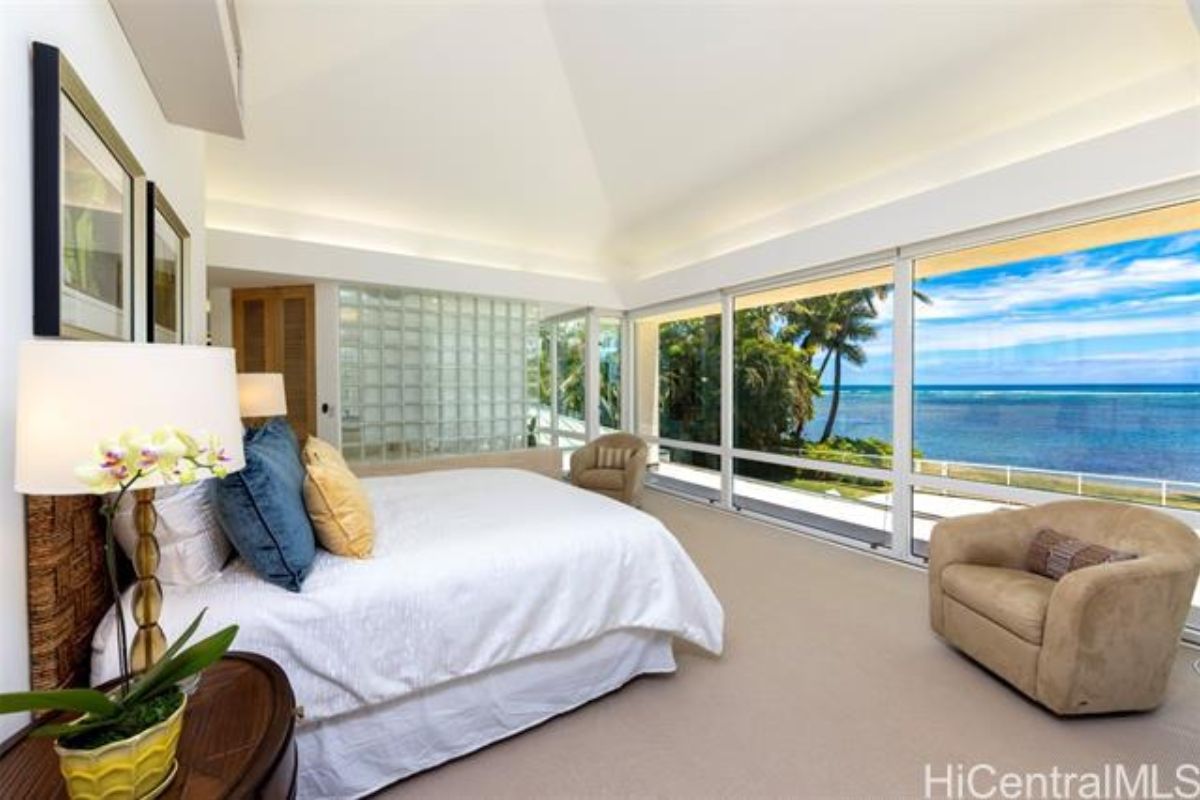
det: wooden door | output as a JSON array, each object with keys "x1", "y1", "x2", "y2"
[{"x1": 232, "y1": 286, "x2": 316, "y2": 440}]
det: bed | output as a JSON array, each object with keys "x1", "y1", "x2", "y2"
[{"x1": 90, "y1": 467, "x2": 725, "y2": 799}]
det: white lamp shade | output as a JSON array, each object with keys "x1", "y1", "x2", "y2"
[
  {"x1": 237, "y1": 373, "x2": 288, "y2": 417},
  {"x1": 15, "y1": 340, "x2": 246, "y2": 495}
]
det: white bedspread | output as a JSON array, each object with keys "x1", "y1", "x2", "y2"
[{"x1": 93, "y1": 468, "x2": 724, "y2": 722}]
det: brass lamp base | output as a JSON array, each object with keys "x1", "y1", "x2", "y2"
[{"x1": 130, "y1": 488, "x2": 166, "y2": 672}]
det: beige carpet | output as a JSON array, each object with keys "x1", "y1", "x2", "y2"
[{"x1": 382, "y1": 491, "x2": 1200, "y2": 799}]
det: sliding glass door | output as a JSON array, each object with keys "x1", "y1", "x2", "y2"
[
  {"x1": 554, "y1": 316, "x2": 586, "y2": 448},
  {"x1": 533, "y1": 314, "x2": 589, "y2": 466},
  {"x1": 599, "y1": 316, "x2": 622, "y2": 432},
  {"x1": 634, "y1": 302, "x2": 723, "y2": 501},
  {"x1": 731, "y1": 265, "x2": 895, "y2": 548}
]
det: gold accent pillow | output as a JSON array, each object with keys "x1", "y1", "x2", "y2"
[
  {"x1": 304, "y1": 434, "x2": 349, "y2": 471},
  {"x1": 302, "y1": 437, "x2": 374, "y2": 558}
]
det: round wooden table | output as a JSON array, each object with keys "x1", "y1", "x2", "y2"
[{"x1": 0, "y1": 652, "x2": 298, "y2": 799}]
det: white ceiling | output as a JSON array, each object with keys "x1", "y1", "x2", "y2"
[{"x1": 206, "y1": 0, "x2": 1200, "y2": 282}]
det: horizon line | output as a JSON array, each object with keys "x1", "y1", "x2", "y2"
[{"x1": 825, "y1": 382, "x2": 1200, "y2": 389}]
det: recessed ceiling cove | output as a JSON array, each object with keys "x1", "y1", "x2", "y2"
[{"x1": 206, "y1": 0, "x2": 1200, "y2": 281}]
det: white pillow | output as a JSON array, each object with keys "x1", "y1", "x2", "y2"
[{"x1": 112, "y1": 482, "x2": 231, "y2": 585}]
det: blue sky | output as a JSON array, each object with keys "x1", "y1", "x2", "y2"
[{"x1": 841, "y1": 229, "x2": 1200, "y2": 386}]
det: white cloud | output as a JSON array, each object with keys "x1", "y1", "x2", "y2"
[
  {"x1": 916, "y1": 255, "x2": 1200, "y2": 321},
  {"x1": 1160, "y1": 231, "x2": 1200, "y2": 255},
  {"x1": 859, "y1": 341, "x2": 893, "y2": 359},
  {"x1": 916, "y1": 310, "x2": 1199, "y2": 353},
  {"x1": 1073, "y1": 345, "x2": 1200, "y2": 364}
]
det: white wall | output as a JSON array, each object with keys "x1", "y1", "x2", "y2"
[
  {"x1": 207, "y1": 228, "x2": 624, "y2": 310},
  {"x1": 207, "y1": 286, "x2": 233, "y2": 347},
  {"x1": 0, "y1": 1, "x2": 207, "y2": 735},
  {"x1": 313, "y1": 281, "x2": 341, "y2": 444}
]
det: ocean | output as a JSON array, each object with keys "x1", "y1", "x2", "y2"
[{"x1": 811, "y1": 385, "x2": 1200, "y2": 484}]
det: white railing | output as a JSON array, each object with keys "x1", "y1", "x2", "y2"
[
  {"x1": 912, "y1": 457, "x2": 1200, "y2": 508},
  {"x1": 722, "y1": 444, "x2": 1198, "y2": 509},
  {"x1": 649, "y1": 439, "x2": 1199, "y2": 511}
]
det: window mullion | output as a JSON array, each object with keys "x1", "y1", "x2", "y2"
[
  {"x1": 621, "y1": 314, "x2": 634, "y2": 433},
  {"x1": 719, "y1": 292, "x2": 734, "y2": 509},
  {"x1": 585, "y1": 309, "x2": 600, "y2": 441},
  {"x1": 549, "y1": 323, "x2": 559, "y2": 447},
  {"x1": 891, "y1": 254, "x2": 915, "y2": 561}
]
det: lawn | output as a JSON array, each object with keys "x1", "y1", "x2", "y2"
[{"x1": 775, "y1": 460, "x2": 1200, "y2": 513}]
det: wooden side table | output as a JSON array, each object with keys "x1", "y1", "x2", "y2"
[{"x1": 0, "y1": 652, "x2": 298, "y2": 799}]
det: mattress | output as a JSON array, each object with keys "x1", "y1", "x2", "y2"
[{"x1": 93, "y1": 468, "x2": 724, "y2": 723}]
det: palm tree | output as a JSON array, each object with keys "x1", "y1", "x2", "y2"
[
  {"x1": 813, "y1": 291, "x2": 879, "y2": 442},
  {"x1": 734, "y1": 307, "x2": 819, "y2": 451},
  {"x1": 804, "y1": 284, "x2": 930, "y2": 443},
  {"x1": 780, "y1": 301, "x2": 832, "y2": 441},
  {"x1": 658, "y1": 316, "x2": 721, "y2": 446}
]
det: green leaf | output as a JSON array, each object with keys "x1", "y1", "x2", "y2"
[
  {"x1": 160, "y1": 610, "x2": 206, "y2": 665},
  {"x1": 123, "y1": 609, "x2": 207, "y2": 701},
  {"x1": 125, "y1": 625, "x2": 238, "y2": 706},
  {"x1": 30, "y1": 717, "x2": 117, "y2": 740},
  {"x1": 0, "y1": 688, "x2": 118, "y2": 718}
]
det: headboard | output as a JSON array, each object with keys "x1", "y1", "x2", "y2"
[
  {"x1": 25, "y1": 495, "x2": 128, "y2": 690},
  {"x1": 350, "y1": 446, "x2": 563, "y2": 481}
]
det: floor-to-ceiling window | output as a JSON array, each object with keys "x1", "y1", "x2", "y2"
[
  {"x1": 599, "y1": 316, "x2": 622, "y2": 432},
  {"x1": 731, "y1": 265, "x2": 896, "y2": 547},
  {"x1": 910, "y1": 199, "x2": 1200, "y2": 622},
  {"x1": 532, "y1": 312, "x2": 591, "y2": 468},
  {"x1": 554, "y1": 316, "x2": 586, "y2": 442},
  {"x1": 533, "y1": 322, "x2": 554, "y2": 446},
  {"x1": 634, "y1": 302, "x2": 722, "y2": 500},
  {"x1": 628, "y1": 190, "x2": 1199, "y2": 635}
]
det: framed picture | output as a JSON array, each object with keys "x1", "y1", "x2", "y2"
[
  {"x1": 33, "y1": 42, "x2": 144, "y2": 341},
  {"x1": 147, "y1": 183, "x2": 189, "y2": 343}
]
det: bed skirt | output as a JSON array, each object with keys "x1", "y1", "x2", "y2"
[{"x1": 296, "y1": 629, "x2": 677, "y2": 799}]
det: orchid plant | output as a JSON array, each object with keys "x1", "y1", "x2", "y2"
[
  {"x1": 76, "y1": 427, "x2": 233, "y2": 493},
  {"x1": 0, "y1": 427, "x2": 239, "y2": 749},
  {"x1": 77, "y1": 427, "x2": 233, "y2": 685}
]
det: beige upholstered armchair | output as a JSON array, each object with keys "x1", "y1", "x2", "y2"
[
  {"x1": 569, "y1": 433, "x2": 649, "y2": 507},
  {"x1": 929, "y1": 499, "x2": 1200, "y2": 715}
]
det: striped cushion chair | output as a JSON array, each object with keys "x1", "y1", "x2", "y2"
[{"x1": 569, "y1": 433, "x2": 649, "y2": 507}]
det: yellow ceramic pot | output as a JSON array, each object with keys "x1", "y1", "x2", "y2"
[{"x1": 54, "y1": 694, "x2": 186, "y2": 800}]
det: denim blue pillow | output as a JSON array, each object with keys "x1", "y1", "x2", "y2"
[{"x1": 214, "y1": 418, "x2": 316, "y2": 592}]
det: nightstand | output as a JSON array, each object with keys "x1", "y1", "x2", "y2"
[{"x1": 0, "y1": 652, "x2": 298, "y2": 799}]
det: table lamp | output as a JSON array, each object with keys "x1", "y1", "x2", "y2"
[
  {"x1": 14, "y1": 341, "x2": 245, "y2": 672},
  {"x1": 237, "y1": 372, "x2": 288, "y2": 423}
]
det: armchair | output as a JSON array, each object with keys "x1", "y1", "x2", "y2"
[
  {"x1": 569, "y1": 433, "x2": 649, "y2": 507},
  {"x1": 929, "y1": 499, "x2": 1200, "y2": 715}
]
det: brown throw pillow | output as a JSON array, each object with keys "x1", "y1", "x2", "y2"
[{"x1": 1026, "y1": 529, "x2": 1135, "y2": 580}]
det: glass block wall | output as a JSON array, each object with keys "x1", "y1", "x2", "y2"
[{"x1": 338, "y1": 285, "x2": 541, "y2": 461}]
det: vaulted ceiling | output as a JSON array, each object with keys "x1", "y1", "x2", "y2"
[{"x1": 206, "y1": 0, "x2": 1200, "y2": 282}]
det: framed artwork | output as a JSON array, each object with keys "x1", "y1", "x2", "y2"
[
  {"x1": 33, "y1": 42, "x2": 144, "y2": 341},
  {"x1": 147, "y1": 183, "x2": 188, "y2": 343}
]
